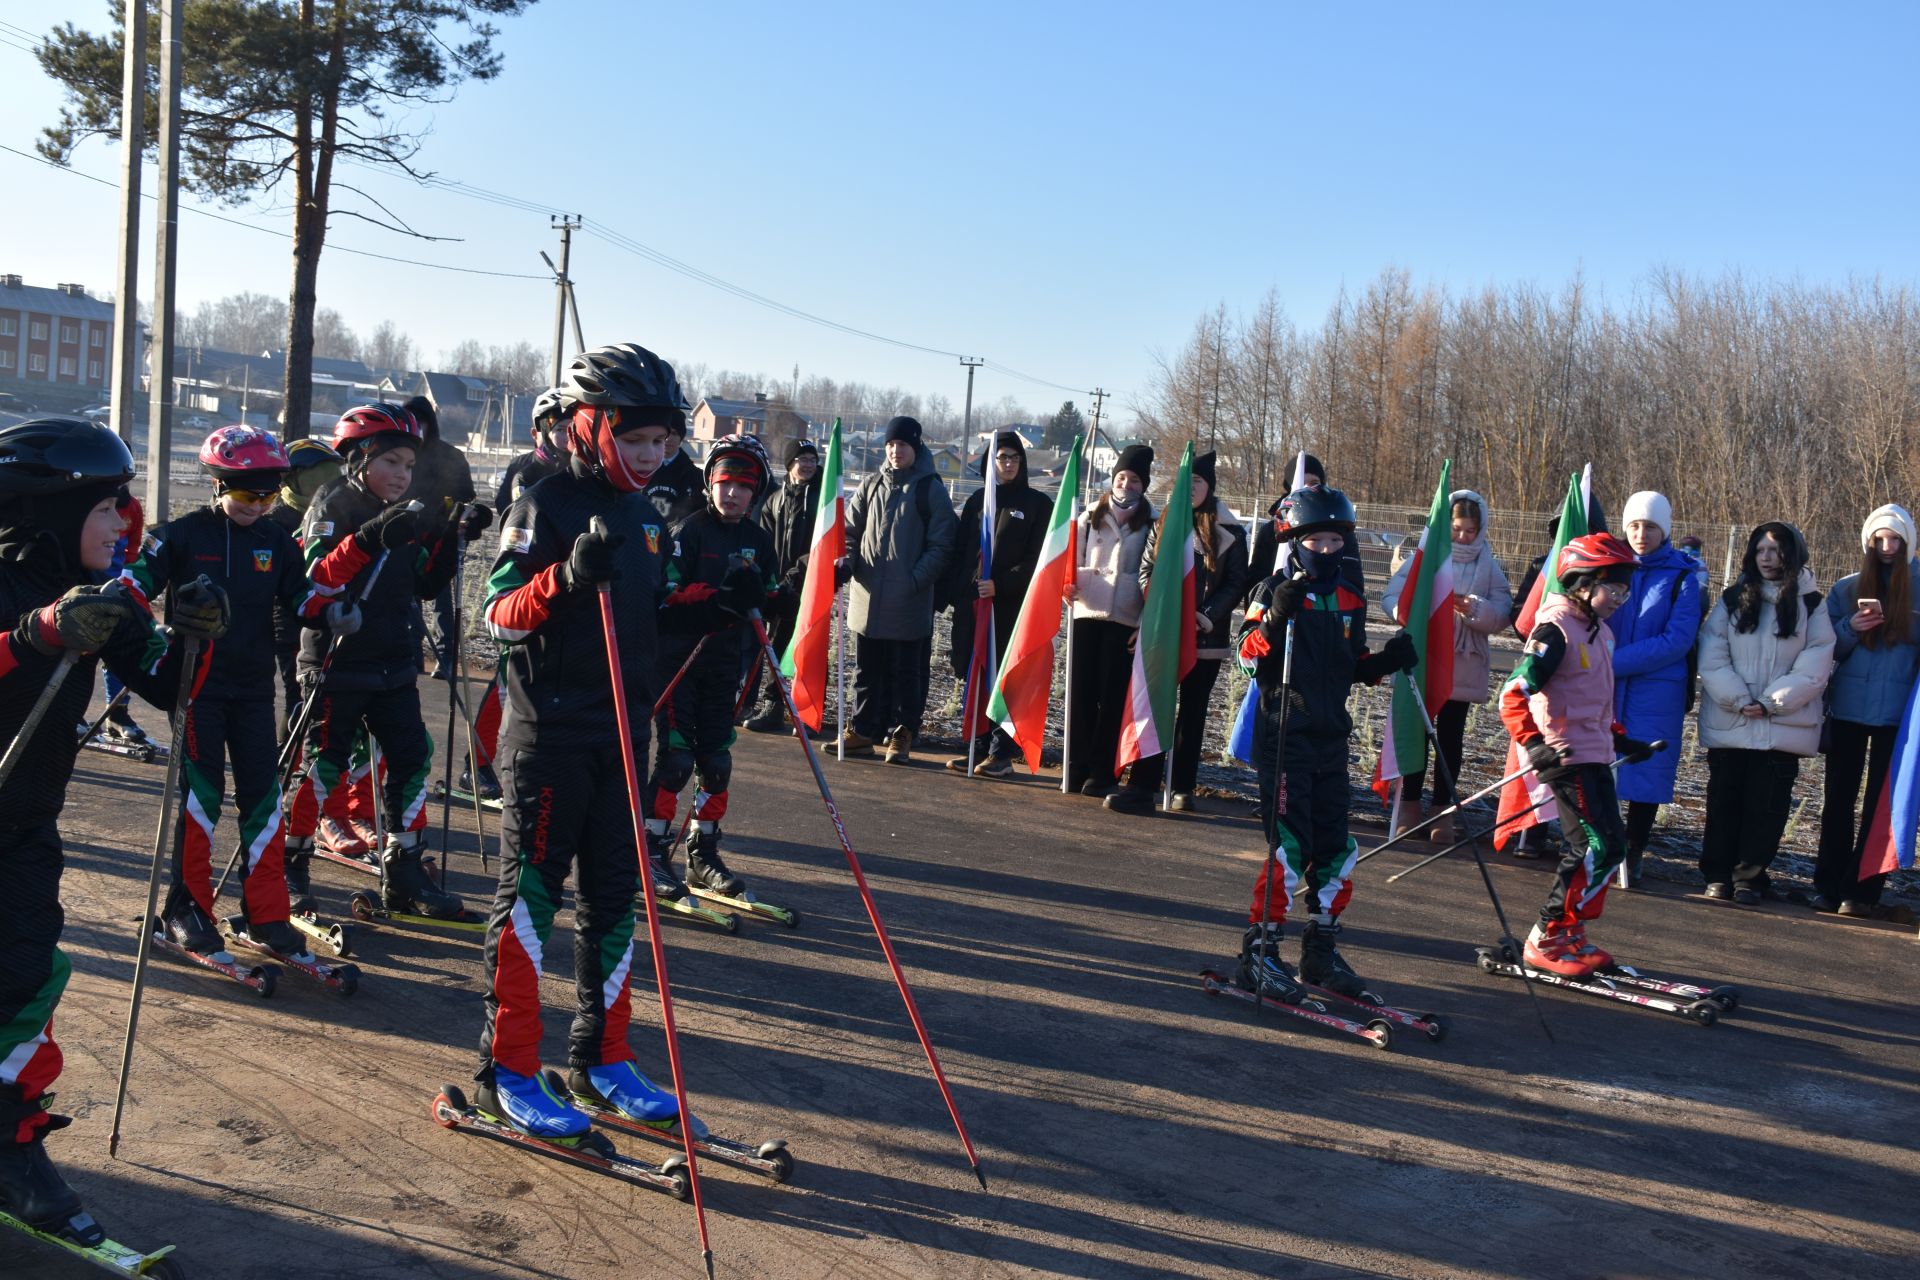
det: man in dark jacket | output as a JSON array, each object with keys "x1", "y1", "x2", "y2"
[
  {"x1": 401, "y1": 395, "x2": 482, "y2": 679},
  {"x1": 745, "y1": 437, "x2": 820, "y2": 732},
  {"x1": 943, "y1": 430, "x2": 1052, "y2": 775},
  {"x1": 839, "y1": 415, "x2": 956, "y2": 764}
]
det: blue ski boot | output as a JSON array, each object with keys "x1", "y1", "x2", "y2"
[
  {"x1": 475, "y1": 1063, "x2": 590, "y2": 1142},
  {"x1": 570, "y1": 1062, "x2": 708, "y2": 1140}
]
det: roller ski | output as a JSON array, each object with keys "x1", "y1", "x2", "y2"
[
  {"x1": 219, "y1": 915, "x2": 360, "y2": 995},
  {"x1": 0, "y1": 1140, "x2": 182, "y2": 1278},
  {"x1": 311, "y1": 818, "x2": 439, "y2": 881},
  {"x1": 1294, "y1": 917, "x2": 1445, "y2": 1042},
  {"x1": 79, "y1": 730, "x2": 161, "y2": 764},
  {"x1": 346, "y1": 832, "x2": 485, "y2": 933},
  {"x1": 148, "y1": 906, "x2": 277, "y2": 997},
  {"x1": 287, "y1": 910, "x2": 356, "y2": 958},
  {"x1": 1200, "y1": 925, "x2": 1392, "y2": 1049},
  {"x1": 431, "y1": 765, "x2": 503, "y2": 812},
  {"x1": 550, "y1": 1066, "x2": 794, "y2": 1183},
  {"x1": 1477, "y1": 935, "x2": 1724, "y2": 1026},
  {"x1": 683, "y1": 827, "x2": 797, "y2": 928},
  {"x1": 430, "y1": 1070, "x2": 690, "y2": 1201},
  {"x1": 643, "y1": 830, "x2": 738, "y2": 934}
]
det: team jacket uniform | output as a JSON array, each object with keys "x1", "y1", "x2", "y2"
[
  {"x1": 477, "y1": 465, "x2": 668, "y2": 1077},
  {"x1": 494, "y1": 449, "x2": 560, "y2": 512},
  {"x1": 125, "y1": 505, "x2": 311, "y2": 927},
  {"x1": 642, "y1": 450, "x2": 703, "y2": 528},
  {"x1": 1499, "y1": 594, "x2": 1630, "y2": 929}
]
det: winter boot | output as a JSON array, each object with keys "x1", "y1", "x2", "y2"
[
  {"x1": 569, "y1": 1062, "x2": 708, "y2": 1140},
  {"x1": 1298, "y1": 915, "x2": 1368, "y2": 999},
  {"x1": 241, "y1": 917, "x2": 310, "y2": 959},
  {"x1": 883, "y1": 728, "x2": 914, "y2": 764},
  {"x1": 476, "y1": 1062, "x2": 589, "y2": 1142},
  {"x1": 685, "y1": 827, "x2": 744, "y2": 897},
  {"x1": 1522, "y1": 921, "x2": 1604, "y2": 977},
  {"x1": 644, "y1": 828, "x2": 689, "y2": 903},
  {"x1": 458, "y1": 763, "x2": 502, "y2": 801},
  {"x1": 381, "y1": 831, "x2": 466, "y2": 920},
  {"x1": 0, "y1": 1137, "x2": 102, "y2": 1244},
  {"x1": 837, "y1": 727, "x2": 876, "y2": 758},
  {"x1": 1623, "y1": 841, "x2": 1646, "y2": 889},
  {"x1": 283, "y1": 837, "x2": 317, "y2": 915},
  {"x1": 1234, "y1": 922, "x2": 1303, "y2": 1001},
  {"x1": 159, "y1": 892, "x2": 222, "y2": 955},
  {"x1": 743, "y1": 699, "x2": 787, "y2": 734}
]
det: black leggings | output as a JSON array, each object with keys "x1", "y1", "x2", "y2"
[
  {"x1": 1415, "y1": 699, "x2": 1471, "y2": 808},
  {"x1": 1126, "y1": 659, "x2": 1223, "y2": 796}
]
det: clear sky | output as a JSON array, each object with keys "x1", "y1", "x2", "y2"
[{"x1": 2, "y1": 1, "x2": 1916, "y2": 422}]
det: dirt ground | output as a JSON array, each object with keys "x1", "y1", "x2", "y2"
[{"x1": 13, "y1": 676, "x2": 1920, "y2": 1280}]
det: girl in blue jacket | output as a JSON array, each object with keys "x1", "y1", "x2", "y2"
[{"x1": 1611, "y1": 491, "x2": 1703, "y2": 884}]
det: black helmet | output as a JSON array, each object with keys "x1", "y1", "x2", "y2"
[
  {"x1": 562, "y1": 343, "x2": 690, "y2": 424},
  {"x1": 704, "y1": 432, "x2": 773, "y2": 501},
  {"x1": 1274, "y1": 485, "x2": 1355, "y2": 541},
  {"x1": 0, "y1": 416, "x2": 136, "y2": 497}
]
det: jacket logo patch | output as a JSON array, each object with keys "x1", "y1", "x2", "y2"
[
  {"x1": 645, "y1": 526, "x2": 662, "y2": 554},
  {"x1": 310, "y1": 520, "x2": 334, "y2": 539},
  {"x1": 1010, "y1": 509, "x2": 1026, "y2": 519},
  {"x1": 253, "y1": 549, "x2": 273, "y2": 572},
  {"x1": 501, "y1": 526, "x2": 534, "y2": 554},
  {"x1": 142, "y1": 533, "x2": 162, "y2": 555},
  {"x1": 1578, "y1": 644, "x2": 1590, "y2": 670}
]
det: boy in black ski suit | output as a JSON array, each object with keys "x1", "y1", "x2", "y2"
[{"x1": 1234, "y1": 486, "x2": 1415, "y2": 998}]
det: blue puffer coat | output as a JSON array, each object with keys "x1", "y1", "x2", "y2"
[
  {"x1": 1611, "y1": 539, "x2": 1704, "y2": 803},
  {"x1": 1825, "y1": 564, "x2": 1920, "y2": 727}
]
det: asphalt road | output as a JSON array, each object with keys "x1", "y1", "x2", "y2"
[{"x1": 12, "y1": 677, "x2": 1920, "y2": 1279}]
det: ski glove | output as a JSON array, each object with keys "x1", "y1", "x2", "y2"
[
  {"x1": 354, "y1": 502, "x2": 420, "y2": 553},
  {"x1": 1377, "y1": 632, "x2": 1418, "y2": 672},
  {"x1": 325, "y1": 601, "x2": 364, "y2": 637},
  {"x1": 172, "y1": 576, "x2": 231, "y2": 642},
  {"x1": 716, "y1": 562, "x2": 765, "y2": 619},
  {"x1": 1262, "y1": 577, "x2": 1307, "y2": 629},
  {"x1": 27, "y1": 586, "x2": 140, "y2": 656},
  {"x1": 561, "y1": 526, "x2": 624, "y2": 592},
  {"x1": 458, "y1": 503, "x2": 494, "y2": 543},
  {"x1": 1524, "y1": 739, "x2": 1569, "y2": 780},
  {"x1": 1613, "y1": 732, "x2": 1658, "y2": 764}
]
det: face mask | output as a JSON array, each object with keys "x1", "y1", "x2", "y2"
[
  {"x1": 1111, "y1": 493, "x2": 1140, "y2": 510},
  {"x1": 1299, "y1": 546, "x2": 1343, "y2": 582}
]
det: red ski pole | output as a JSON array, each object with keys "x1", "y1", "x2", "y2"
[
  {"x1": 747, "y1": 608, "x2": 987, "y2": 1191},
  {"x1": 651, "y1": 633, "x2": 709, "y2": 717},
  {"x1": 592, "y1": 529, "x2": 715, "y2": 1280}
]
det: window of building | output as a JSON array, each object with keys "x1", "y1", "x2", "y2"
[
  {"x1": 59, "y1": 357, "x2": 76, "y2": 377},
  {"x1": 89, "y1": 360, "x2": 102, "y2": 380},
  {"x1": 90, "y1": 329, "x2": 103, "y2": 347},
  {"x1": 0, "y1": 317, "x2": 14, "y2": 337},
  {"x1": 60, "y1": 325, "x2": 77, "y2": 345},
  {"x1": 0, "y1": 350, "x2": 13, "y2": 370},
  {"x1": 29, "y1": 320, "x2": 48, "y2": 341},
  {"x1": 29, "y1": 354, "x2": 47, "y2": 373}
]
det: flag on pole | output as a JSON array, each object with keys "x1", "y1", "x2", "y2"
[
  {"x1": 1859, "y1": 670, "x2": 1920, "y2": 878},
  {"x1": 1118, "y1": 443, "x2": 1197, "y2": 771},
  {"x1": 780, "y1": 420, "x2": 844, "y2": 732},
  {"x1": 959, "y1": 441, "x2": 1000, "y2": 744},
  {"x1": 1372, "y1": 459, "x2": 1457, "y2": 804},
  {"x1": 1229, "y1": 449, "x2": 1310, "y2": 763},
  {"x1": 987, "y1": 436, "x2": 1082, "y2": 771}
]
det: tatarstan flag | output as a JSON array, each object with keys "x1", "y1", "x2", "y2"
[
  {"x1": 1372, "y1": 459, "x2": 1456, "y2": 805},
  {"x1": 986, "y1": 436, "x2": 1082, "y2": 772},
  {"x1": 780, "y1": 419, "x2": 844, "y2": 732},
  {"x1": 1859, "y1": 668, "x2": 1920, "y2": 879},
  {"x1": 1118, "y1": 442, "x2": 1197, "y2": 773}
]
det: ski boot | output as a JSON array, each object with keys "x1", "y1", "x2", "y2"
[
  {"x1": 381, "y1": 831, "x2": 467, "y2": 920},
  {"x1": 644, "y1": 828, "x2": 690, "y2": 904},
  {"x1": 685, "y1": 826, "x2": 744, "y2": 897},
  {"x1": 1522, "y1": 920, "x2": 1605, "y2": 977},
  {"x1": 159, "y1": 894, "x2": 223, "y2": 956},
  {"x1": 318, "y1": 815, "x2": 375, "y2": 864},
  {"x1": 239, "y1": 916, "x2": 311, "y2": 959},
  {"x1": 474, "y1": 1063, "x2": 590, "y2": 1141},
  {"x1": 1233, "y1": 922, "x2": 1303, "y2": 1002},
  {"x1": 743, "y1": 701, "x2": 787, "y2": 734},
  {"x1": 458, "y1": 763, "x2": 502, "y2": 801},
  {"x1": 0, "y1": 1135, "x2": 103, "y2": 1246},
  {"x1": 1298, "y1": 915, "x2": 1368, "y2": 999},
  {"x1": 568, "y1": 1062, "x2": 708, "y2": 1140},
  {"x1": 284, "y1": 837, "x2": 317, "y2": 915},
  {"x1": 103, "y1": 706, "x2": 151, "y2": 750},
  {"x1": 1563, "y1": 921, "x2": 1613, "y2": 971}
]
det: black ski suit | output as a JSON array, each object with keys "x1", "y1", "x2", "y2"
[
  {"x1": 753, "y1": 475, "x2": 818, "y2": 712},
  {"x1": 495, "y1": 449, "x2": 560, "y2": 512},
  {"x1": 643, "y1": 450, "x2": 703, "y2": 527}
]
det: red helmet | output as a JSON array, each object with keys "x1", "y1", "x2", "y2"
[
  {"x1": 331, "y1": 402, "x2": 422, "y2": 460},
  {"x1": 199, "y1": 425, "x2": 290, "y2": 489},
  {"x1": 1556, "y1": 532, "x2": 1637, "y2": 583}
]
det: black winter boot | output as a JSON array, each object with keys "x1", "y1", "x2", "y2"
[{"x1": 1299, "y1": 915, "x2": 1368, "y2": 999}]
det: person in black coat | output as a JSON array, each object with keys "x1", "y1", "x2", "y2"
[
  {"x1": 401, "y1": 394, "x2": 484, "y2": 679},
  {"x1": 745, "y1": 437, "x2": 821, "y2": 732}
]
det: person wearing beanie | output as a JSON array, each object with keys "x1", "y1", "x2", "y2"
[
  {"x1": 399, "y1": 393, "x2": 483, "y2": 679},
  {"x1": 1813, "y1": 503, "x2": 1920, "y2": 918},
  {"x1": 745, "y1": 438, "x2": 824, "y2": 732},
  {"x1": 1608, "y1": 489, "x2": 1702, "y2": 886},
  {"x1": 839, "y1": 415, "x2": 956, "y2": 762},
  {"x1": 942, "y1": 430, "x2": 1053, "y2": 775},
  {"x1": 1065, "y1": 447, "x2": 1155, "y2": 796}
]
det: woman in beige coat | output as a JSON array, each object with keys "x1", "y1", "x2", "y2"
[{"x1": 1695, "y1": 522, "x2": 1835, "y2": 902}]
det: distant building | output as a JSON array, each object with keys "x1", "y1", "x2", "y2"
[
  {"x1": 0, "y1": 277, "x2": 113, "y2": 390},
  {"x1": 690, "y1": 393, "x2": 808, "y2": 461},
  {"x1": 396, "y1": 370, "x2": 515, "y2": 447}
]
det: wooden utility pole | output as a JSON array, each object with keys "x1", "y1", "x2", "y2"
[
  {"x1": 548, "y1": 216, "x2": 580, "y2": 386},
  {"x1": 109, "y1": 0, "x2": 146, "y2": 448},
  {"x1": 145, "y1": 0, "x2": 185, "y2": 519}
]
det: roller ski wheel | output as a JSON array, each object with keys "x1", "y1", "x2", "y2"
[
  {"x1": 0, "y1": 1206, "x2": 184, "y2": 1278},
  {"x1": 81, "y1": 737, "x2": 159, "y2": 764},
  {"x1": 1199, "y1": 969, "x2": 1393, "y2": 1049},
  {"x1": 348, "y1": 890, "x2": 486, "y2": 934},
  {"x1": 1475, "y1": 946, "x2": 1723, "y2": 1026},
  {"x1": 1289, "y1": 975, "x2": 1446, "y2": 1044},
  {"x1": 219, "y1": 917, "x2": 361, "y2": 995},
  {"x1": 545, "y1": 1069, "x2": 796, "y2": 1183},
  {"x1": 290, "y1": 911, "x2": 355, "y2": 958},
  {"x1": 688, "y1": 885, "x2": 799, "y2": 928},
  {"x1": 1594, "y1": 963, "x2": 1741, "y2": 1013},
  {"x1": 148, "y1": 919, "x2": 277, "y2": 997},
  {"x1": 430, "y1": 1084, "x2": 690, "y2": 1200}
]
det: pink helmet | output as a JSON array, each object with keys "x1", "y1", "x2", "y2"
[{"x1": 199, "y1": 424, "x2": 291, "y2": 488}]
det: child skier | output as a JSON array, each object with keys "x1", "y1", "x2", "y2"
[
  {"x1": 1499, "y1": 532, "x2": 1657, "y2": 975},
  {"x1": 270, "y1": 437, "x2": 343, "y2": 747},
  {"x1": 0, "y1": 417, "x2": 225, "y2": 1244},
  {"x1": 645, "y1": 432, "x2": 785, "y2": 900},
  {"x1": 474, "y1": 342, "x2": 716, "y2": 1140},
  {"x1": 288, "y1": 403, "x2": 470, "y2": 921},
  {"x1": 1234, "y1": 486, "x2": 1416, "y2": 999},
  {"x1": 126, "y1": 425, "x2": 316, "y2": 956}
]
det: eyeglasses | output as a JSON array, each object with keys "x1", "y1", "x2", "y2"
[{"x1": 1598, "y1": 581, "x2": 1631, "y2": 601}]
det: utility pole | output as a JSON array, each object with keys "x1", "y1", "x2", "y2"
[
  {"x1": 109, "y1": 0, "x2": 145, "y2": 449},
  {"x1": 145, "y1": 0, "x2": 184, "y2": 520},
  {"x1": 547, "y1": 216, "x2": 580, "y2": 387},
  {"x1": 960, "y1": 356, "x2": 983, "y2": 460}
]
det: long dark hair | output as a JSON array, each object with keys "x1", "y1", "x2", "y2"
[
  {"x1": 1724, "y1": 522, "x2": 1809, "y2": 638},
  {"x1": 1157, "y1": 489, "x2": 1221, "y2": 573},
  {"x1": 1859, "y1": 537, "x2": 1912, "y2": 649}
]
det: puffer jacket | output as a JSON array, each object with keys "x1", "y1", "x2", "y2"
[
  {"x1": 1381, "y1": 488, "x2": 1512, "y2": 704},
  {"x1": 1071, "y1": 498, "x2": 1154, "y2": 627},
  {"x1": 1139, "y1": 503, "x2": 1249, "y2": 661},
  {"x1": 845, "y1": 447, "x2": 957, "y2": 640},
  {"x1": 1826, "y1": 561, "x2": 1920, "y2": 727},
  {"x1": 1697, "y1": 566, "x2": 1834, "y2": 755},
  {"x1": 1612, "y1": 538, "x2": 1704, "y2": 802}
]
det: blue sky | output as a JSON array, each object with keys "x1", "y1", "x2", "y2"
[{"x1": 2, "y1": 1, "x2": 1916, "y2": 421}]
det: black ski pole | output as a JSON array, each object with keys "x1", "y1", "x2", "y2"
[
  {"x1": 435, "y1": 509, "x2": 490, "y2": 886},
  {"x1": 1354, "y1": 756, "x2": 1543, "y2": 867},
  {"x1": 0, "y1": 653, "x2": 79, "y2": 792},
  {"x1": 1253, "y1": 603, "x2": 1298, "y2": 1012},
  {"x1": 75, "y1": 682, "x2": 133, "y2": 749}
]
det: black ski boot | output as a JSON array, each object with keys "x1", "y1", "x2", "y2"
[
  {"x1": 242, "y1": 917, "x2": 310, "y2": 958},
  {"x1": 381, "y1": 832, "x2": 467, "y2": 920},
  {"x1": 644, "y1": 828, "x2": 689, "y2": 903},
  {"x1": 685, "y1": 827, "x2": 744, "y2": 897},
  {"x1": 0, "y1": 1136, "x2": 102, "y2": 1245},
  {"x1": 1234, "y1": 923, "x2": 1302, "y2": 1002},
  {"x1": 458, "y1": 763, "x2": 502, "y2": 801},
  {"x1": 160, "y1": 892, "x2": 222, "y2": 955},
  {"x1": 1299, "y1": 915, "x2": 1368, "y2": 999},
  {"x1": 284, "y1": 837, "x2": 316, "y2": 915}
]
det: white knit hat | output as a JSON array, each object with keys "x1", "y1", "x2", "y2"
[
  {"x1": 1622, "y1": 490, "x2": 1672, "y2": 538},
  {"x1": 1860, "y1": 503, "x2": 1917, "y2": 552}
]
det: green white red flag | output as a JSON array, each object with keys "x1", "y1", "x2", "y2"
[
  {"x1": 780, "y1": 419, "x2": 843, "y2": 732},
  {"x1": 1117, "y1": 442, "x2": 1197, "y2": 772},
  {"x1": 1372, "y1": 459, "x2": 1456, "y2": 805},
  {"x1": 986, "y1": 436, "x2": 1082, "y2": 771}
]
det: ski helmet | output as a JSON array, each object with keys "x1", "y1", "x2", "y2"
[
  {"x1": 281, "y1": 437, "x2": 345, "y2": 508},
  {"x1": 559, "y1": 343, "x2": 689, "y2": 493},
  {"x1": 330, "y1": 402, "x2": 422, "y2": 471},
  {"x1": 1555, "y1": 532, "x2": 1637, "y2": 588},
  {"x1": 530, "y1": 387, "x2": 569, "y2": 462},
  {"x1": 704, "y1": 433, "x2": 772, "y2": 501},
  {"x1": 0, "y1": 416, "x2": 136, "y2": 498},
  {"x1": 199, "y1": 424, "x2": 290, "y2": 493},
  {"x1": 1273, "y1": 485, "x2": 1356, "y2": 541}
]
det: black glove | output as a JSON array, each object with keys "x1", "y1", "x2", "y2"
[
  {"x1": 1378, "y1": 631, "x2": 1418, "y2": 673},
  {"x1": 26, "y1": 586, "x2": 140, "y2": 656},
  {"x1": 172, "y1": 576, "x2": 231, "y2": 642},
  {"x1": 458, "y1": 503, "x2": 493, "y2": 543},
  {"x1": 1613, "y1": 732, "x2": 1658, "y2": 765},
  {"x1": 1524, "y1": 739, "x2": 1569, "y2": 779},
  {"x1": 354, "y1": 502, "x2": 420, "y2": 553},
  {"x1": 716, "y1": 561, "x2": 765, "y2": 619},
  {"x1": 1265, "y1": 577, "x2": 1306, "y2": 626},
  {"x1": 561, "y1": 525, "x2": 624, "y2": 592}
]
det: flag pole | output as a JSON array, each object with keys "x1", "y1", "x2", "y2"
[
  {"x1": 1388, "y1": 776, "x2": 1404, "y2": 840},
  {"x1": 835, "y1": 583, "x2": 846, "y2": 763}
]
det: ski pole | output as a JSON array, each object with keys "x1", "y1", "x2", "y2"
[
  {"x1": 748, "y1": 606, "x2": 987, "y2": 1191},
  {"x1": 664, "y1": 643, "x2": 765, "y2": 860},
  {"x1": 109, "y1": 632, "x2": 207, "y2": 1157},
  {"x1": 435, "y1": 509, "x2": 491, "y2": 885},
  {"x1": 0, "y1": 653, "x2": 79, "y2": 792},
  {"x1": 591, "y1": 526, "x2": 715, "y2": 1280},
  {"x1": 1253, "y1": 608, "x2": 1297, "y2": 1015},
  {"x1": 1354, "y1": 754, "x2": 1557, "y2": 867},
  {"x1": 651, "y1": 633, "x2": 709, "y2": 717},
  {"x1": 75, "y1": 682, "x2": 133, "y2": 749}
]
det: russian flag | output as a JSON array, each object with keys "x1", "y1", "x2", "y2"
[{"x1": 1858, "y1": 670, "x2": 1920, "y2": 879}]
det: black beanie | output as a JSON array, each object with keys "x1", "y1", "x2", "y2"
[
  {"x1": 783, "y1": 438, "x2": 819, "y2": 467},
  {"x1": 883, "y1": 415, "x2": 923, "y2": 448},
  {"x1": 1115, "y1": 444, "x2": 1154, "y2": 484},
  {"x1": 401, "y1": 395, "x2": 439, "y2": 441},
  {"x1": 1302, "y1": 453, "x2": 1324, "y2": 484},
  {"x1": 1192, "y1": 450, "x2": 1217, "y2": 489}
]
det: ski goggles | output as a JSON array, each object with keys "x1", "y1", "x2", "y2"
[{"x1": 219, "y1": 483, "x2": 279, "y2": 505}]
